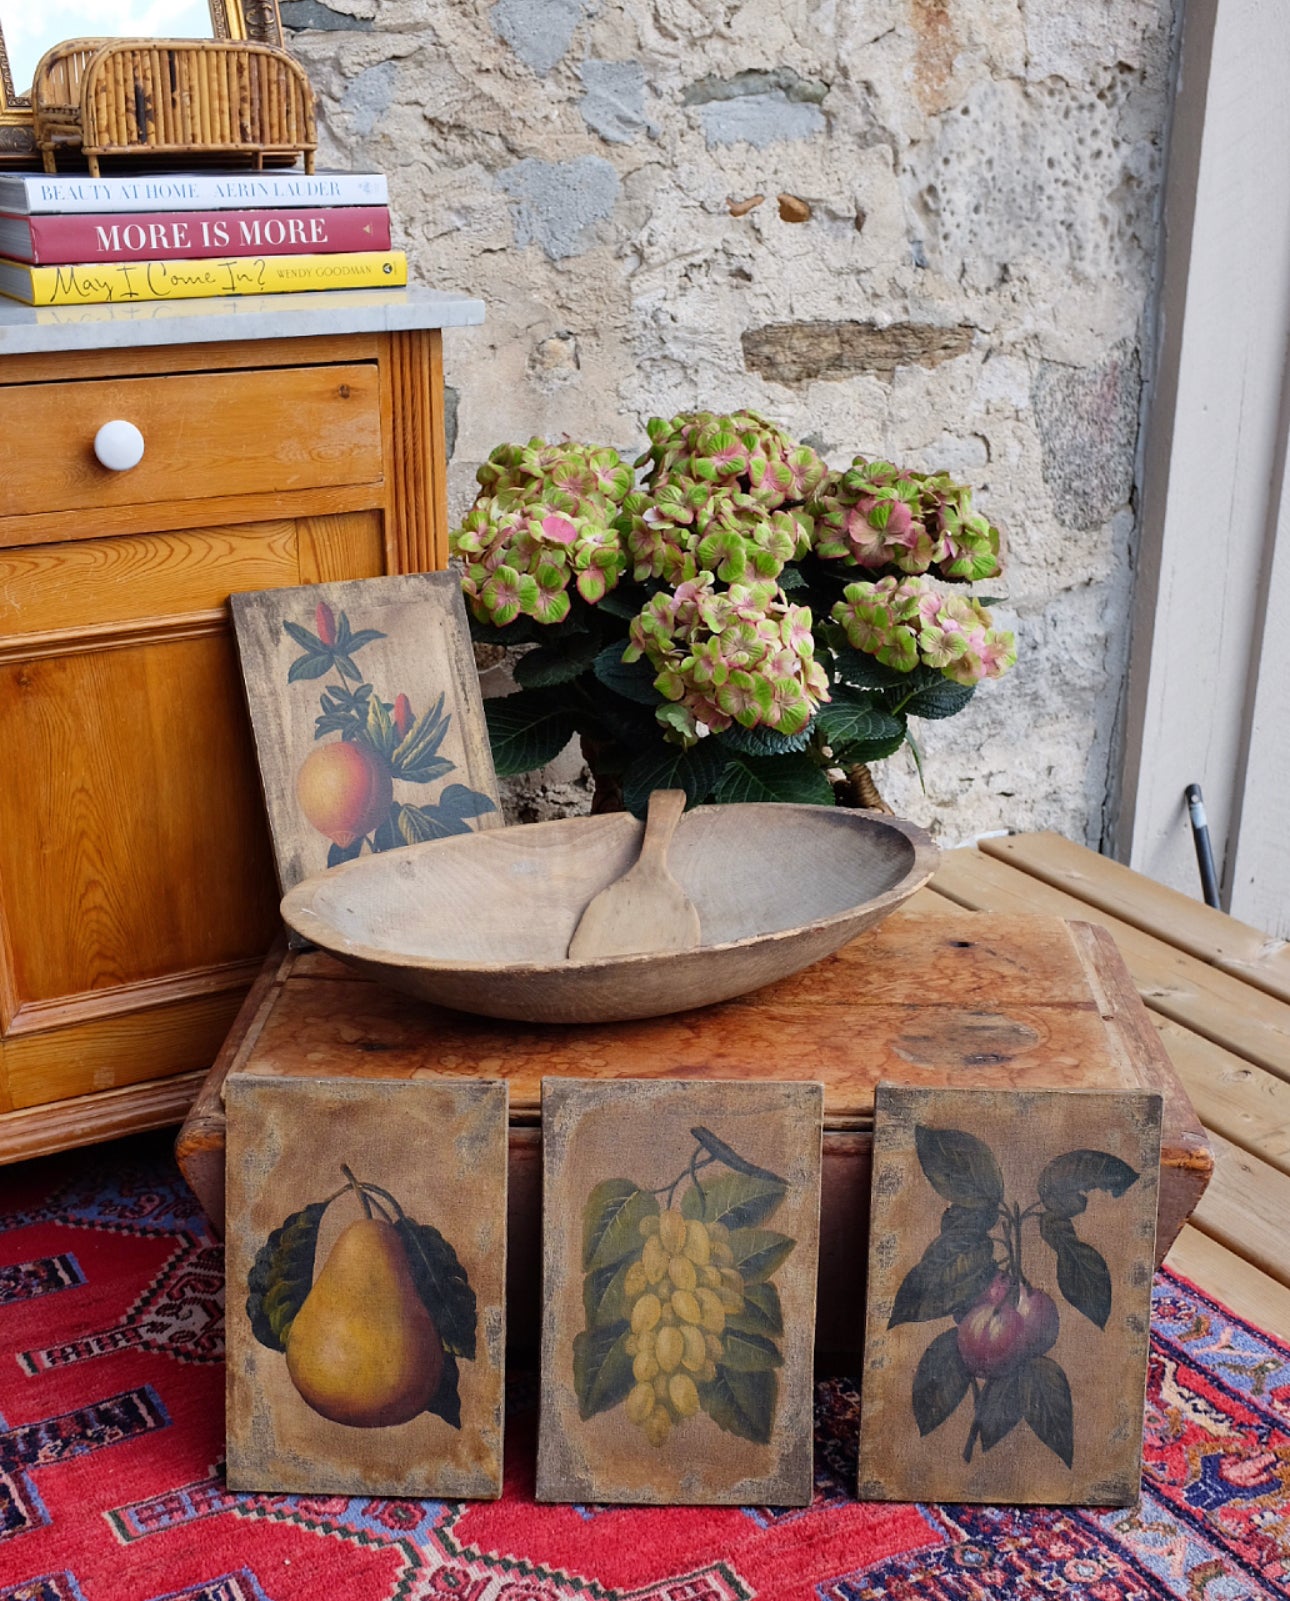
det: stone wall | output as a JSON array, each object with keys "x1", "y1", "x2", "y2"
[{"x1": 285, "y1": 0, "x2": 1177, "y2": 845}]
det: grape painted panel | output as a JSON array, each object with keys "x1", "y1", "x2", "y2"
[{"x1": 537, "y1": 1077, "x2": 822, "y2": 1505}]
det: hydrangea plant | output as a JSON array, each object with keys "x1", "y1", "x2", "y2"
[{"x1": 453, "y1": 411, "x2": 1016, "y2": 816}]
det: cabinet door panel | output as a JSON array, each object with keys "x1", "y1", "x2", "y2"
[
  {"x1": 297, "y1": 513, "x2": 386, "y2": 584},
  {"x1": 0, "y1": 630, "x2": 280, "y2": 1005}
]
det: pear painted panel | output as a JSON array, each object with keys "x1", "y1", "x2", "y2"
[
  {"x1": 537, "y1": 1077, "x2": 823, "y2": 1506},
  {"x1": 224, "y1": 1074, "x2": 508, "y2": 1497},
  {"x1": 856, "y1": 1084, "x2": 1161, "y2": 1506}
]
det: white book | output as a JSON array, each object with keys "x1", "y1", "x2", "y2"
[{"x1": 0, "y1": 170, "x2": 389, "y2": 216}]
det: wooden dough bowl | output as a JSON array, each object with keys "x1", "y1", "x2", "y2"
[{"x1": 280, "y1": 804, "x2": 939, "y2": 1024}]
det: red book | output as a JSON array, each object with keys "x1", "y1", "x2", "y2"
[{"x1": 0, "y1": 206, "x2": 392, "y2": 265}]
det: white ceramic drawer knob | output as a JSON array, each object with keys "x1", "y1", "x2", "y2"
[{"x1": 94, "y1": 419, "x2": 145, "y2": 472}]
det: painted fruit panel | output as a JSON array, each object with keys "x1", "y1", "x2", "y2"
[{"x1": 225, "y1": 1073, "x2": 508, "y2": 1498}]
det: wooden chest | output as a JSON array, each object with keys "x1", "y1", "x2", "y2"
[{"x1": 177, "y1": 909, "x2": 1212, "y2": 1361}]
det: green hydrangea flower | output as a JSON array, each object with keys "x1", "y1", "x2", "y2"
[
  {"x1": 451, "y1": 440, "x2": 633, "y2": 625},
  {"x1": 832, "y1": 576, "x2": 1016, "y2": 684},
  {"x1": 811, "y1": 458, "x2": 1002, "y2": 582},
  {"x1": 624, "y1": 575, "x2": 830, "y2": 743}
]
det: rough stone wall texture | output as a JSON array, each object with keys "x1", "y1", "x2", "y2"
[{"x1": 285, "y1": 0, "x2": 1175, "y2": 845}]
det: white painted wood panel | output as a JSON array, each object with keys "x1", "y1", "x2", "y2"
[
  {"x1": 1227, "y1": 382, "x2": 1290, "y2": 935},
  {"x1": 1119, "y1": 0, "x2": 1290, "y2": 936}
]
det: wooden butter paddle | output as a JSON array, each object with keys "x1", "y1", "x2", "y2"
[{"x1": 566, "y1": 788, "x2": 701, "y2": 960}]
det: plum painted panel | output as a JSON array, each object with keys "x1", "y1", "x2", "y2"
[{"x1": 857, "y1": 1083, "x2": 1161, "y2": 1505}]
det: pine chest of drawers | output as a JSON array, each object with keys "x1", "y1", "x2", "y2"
[{"x1": 0, "y1": 290, "x2": 484, "y2": 1161}]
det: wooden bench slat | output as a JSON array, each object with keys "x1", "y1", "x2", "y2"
[
  {"x1": 1188, "y1": 1129, "x2": 1290, "y2": 1290},
  {"x1": 980, "y1": 832, "x2": 1290, "y2": 1005},
  {"x1": 904, "y1": 885, "x2": 961, "y2": 916},
  {"x1": 1165, "y1": 1225, "x2": 1290, "y2": 1337},
  {"x1": 926, "y1": 860, "x2": 1288, "y2": 1327},
  {"x1": 1152, "y1": 1016, "x2": 1290, "y2": 1178},
  {"x1": 931, "y1": 849, "x2": 1290, "y2": 1086}
]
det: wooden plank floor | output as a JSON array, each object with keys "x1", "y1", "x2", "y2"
[{"x1": 929, "y1": 834, "x2": 1290, "y2": 1340}]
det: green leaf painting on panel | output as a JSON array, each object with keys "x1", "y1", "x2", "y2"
[{"x1": 890, "y1": 1121, "x2": 1141, "y2": 1470}]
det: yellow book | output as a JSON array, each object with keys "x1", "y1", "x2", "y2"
[{"x1": 0, "y1": 250, "x2": 407, "y2": 306}]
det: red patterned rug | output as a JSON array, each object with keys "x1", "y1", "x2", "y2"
[{"x1": 1, "y1": 1132, "x2": 1288, "y2": 1601}]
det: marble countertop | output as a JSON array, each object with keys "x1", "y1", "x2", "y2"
[{"x1": 0, "y1": 285, "x2": 485, "y2": 355}]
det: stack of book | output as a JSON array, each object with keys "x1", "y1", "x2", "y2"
[{"x1": 0, "y1": 169, "x2": 406, "y2": 306}]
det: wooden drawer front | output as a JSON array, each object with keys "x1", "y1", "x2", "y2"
[
  {"x1": 0, "y1": 513, "x2": 385, "y2": 637},
  {"x1": 0, "y1": 524, "x2": 298, "y2": 636},
  {"x1": 0, "y1": 363, "x2": 382, "y2": 522}
]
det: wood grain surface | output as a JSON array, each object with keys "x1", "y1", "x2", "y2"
[
  {"x1": 4, "y1": 987, "x2": 250, "y2": 1108},
  {"x1": 0, "y1": 525, "x2": 302, "y2": 636},
  {"x1": 1188, "y1": 1128, "x2": 1290, "y2": 1287},
  {"x1": 566, "y1": 789, "x2": 700, "y2": 960},
  {"x1": 0, "y1": 1068, "x2": 210, "y2": 1164},
  {"x1": 1, "y1": 363, "x2": 382, "y2": 520},
  {"x1": 238, "y1": 973, "x2": 1122, "y2": 1117},
  {"x1": 934, "y1": 848, "x2": 1290, "y2": 1083},
  {"x1": 0, "y1": 328, "x2": 454, "y2": 1156},
  {"x1": 224, "y1": 914, "x2": 1192, "y2": 1131},
  {"x1": 1166, "y1": 1225, "x2": 1290, "y2": 1338},
  {"x1": 0, "y1": 335, "x2": 382, "y2": 388},
  {"x1": 0, "y1": 633, "x2": 280, "y2": 1003},
  {"x1": 385, "y1": 328, "x2": 443, "y2": 574},
  {"x1": 296, "y1": 513, "x2": 385, "y2": 588},
  {"x1": 1151, "y1": 1015, "x2": 1290, "y2": 1176},
  {"x1": 1, "y1": 487, "x2": 397, "y2": 555},
  {"x1": 0, "y1": 508, "x2": 384, "y2": 635},
  {"x1": 980, "y1": 832, "x2": 1290, "y2": 1005}
]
